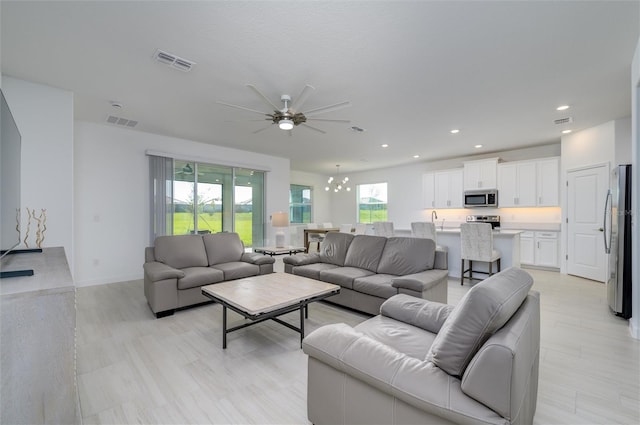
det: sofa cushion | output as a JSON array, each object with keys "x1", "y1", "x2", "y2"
[
  {"x1": 355, "y1": 315, "x2": 437, "y2": 361},
  {"x1": 211, "y1": 262, "x2": 259, "y2": 281},
  {"x1": 352, "y1": 274, "x2": 398, "y2": 298},
  {"x1": 344, "y1": 235, "x2": 387, "y2": 272},
  {"x1": 377, "y1": 237, "x2": 435, "y2": 275},
  {"x1": 177, "y1": 266, "x2": 224, "y2": 290},
  {"x1": 155, "y1": 235, "x2": 208, "y2": 269},
  {"x1": 380, "y1": 294, "x2": 454, "y2": 334},
  {"x1": 428, "y1": 267, "x2": 534, "y2": 377},
  {"x1": 319, "y1": 267, "x2": 375, "y2": 290},
  {"x1": 293, "y1": 263, "x2": 339, "y2": 280},
  {"x1": 318, "y1": 232, "x2": 354, "y2": 266},
  {"x1": 203, "y1": 232, "x2": 244, "y2": 265}
]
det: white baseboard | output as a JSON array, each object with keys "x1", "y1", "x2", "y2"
[{"x1": 75, "y1": 274, "x2": 142, "y2": 287}]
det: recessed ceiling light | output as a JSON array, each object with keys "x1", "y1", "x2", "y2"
[
  {"x1": 450, "y1": 129, "x2": 460, "y2": 134},
  {"x1": 381, "y1": 144, "x2": 389, "y2": 148},
  {"x1": 562, "y1": 129, "x2": 572, "y2": 134},
  {"x1": 413, "y1": 155, "x2": 420, "y2": 159},
  {"x1": 474, "y1": 144, "x2": 483, "y2": 149},
  {"x1": 556, "y1": 105, "x2": 570, "y2": 111}
]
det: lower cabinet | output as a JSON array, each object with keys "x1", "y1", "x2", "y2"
[{"x1": 520, "y1": 231, "x2": 559, "y2": 268}]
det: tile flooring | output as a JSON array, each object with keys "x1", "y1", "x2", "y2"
[{"x1": 76, "y1": 268, "x2": 640, "y2": 424}]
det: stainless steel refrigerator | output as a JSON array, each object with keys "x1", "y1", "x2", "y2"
[{"x1": 605, "y1": 164, "x2": 632, "y2": 319}]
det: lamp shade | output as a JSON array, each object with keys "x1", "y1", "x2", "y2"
[{"x1": 271, "y1": 212, "x2": 289, "y2": 227}]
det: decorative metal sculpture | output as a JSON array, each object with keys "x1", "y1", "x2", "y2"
[
  {"x1": 23, "y1": 208, "x2": 32, "y2": 248},
  {"x1": 34, "y1": 208, "x2": 47, "y2": 248}
]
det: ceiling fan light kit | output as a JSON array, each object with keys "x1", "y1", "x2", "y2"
[{"x1": 218, "y1": 84, "x2": 351, "y2": 134}]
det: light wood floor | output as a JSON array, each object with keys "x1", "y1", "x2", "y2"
[{"x1": 76, "y1": 268, "x2": 640, "y2": 424}]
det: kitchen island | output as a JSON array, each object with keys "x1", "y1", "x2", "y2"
[{"x1": 435, "y1": 228, "x2": 522, "y2": 279}]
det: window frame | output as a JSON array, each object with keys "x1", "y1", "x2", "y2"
[{"x1": 356, "y1": 182, "x2": 388, "y2": 224}]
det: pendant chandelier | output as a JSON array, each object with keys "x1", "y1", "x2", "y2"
[{"x1": 325, "y1": 165, "x2": 350, "y2": 192}]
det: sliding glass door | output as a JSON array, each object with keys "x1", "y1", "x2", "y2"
[{"x1": 166, "y1": 160, "x2": 264, "y2": 248}]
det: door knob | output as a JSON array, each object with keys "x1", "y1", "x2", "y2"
[{"x1": 594, "y1": 228, "x2": 604, "y2": 232}]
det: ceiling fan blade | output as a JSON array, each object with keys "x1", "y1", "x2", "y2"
[
  {"x1": 291, "y1": 84, "x2": 315, "y2": 112},
  {"x1": 217, "y1": 101, "x2": 271, "y2": 116},
  {"x1": 246, "y1": 84, "x2": 281, "y2": 112},
  {"x1": 300, "y1": 123, "x2": 327, "y2": 134},
  {"x1": 306, "y1": 118, "x2": 351, "y2": 123},
  {"x1": 252, "y1": 124, "x2": 274, "y2": 134},
  {"x1": 303, "y1": 101, "x2": 352, "y2": 116}
]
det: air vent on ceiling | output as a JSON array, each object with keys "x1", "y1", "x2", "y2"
[
  {"x1": 153, "y1": 49, "x2": 195, "y2": 72},
  {"x1": 106, "y1": 115, "x2": 138, "y2": 128},
  {"x1": 554, "y1": 116, "x2": 573, "y2": 125}
]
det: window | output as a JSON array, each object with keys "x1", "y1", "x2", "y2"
[
  {"x1": 357, "y1": 183, "x2": 388, "y2": 223},
  {"x1": 289, "y1": 184, "x2": 312, "y2": 224},
  {"x1": 150, "y1": 156, "x2": 265, "y2": 248}
]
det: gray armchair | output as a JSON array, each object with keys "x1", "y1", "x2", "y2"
[{"x1": 303, "y1": 267, "x2": 540, "y2": 424}]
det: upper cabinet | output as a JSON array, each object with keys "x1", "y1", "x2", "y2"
[
  {"x1": 463, "y1": 158, "x2": 499, "y2": 190},
  {"x1": 497, "y1": 157, "x2": 559, "y2": 207},
  {"x1": 536, "y1": 158, "x2": 560, "y2": 206},
  {"x1": 423, "y1": 168, "x2": 463, "y2": 209}
]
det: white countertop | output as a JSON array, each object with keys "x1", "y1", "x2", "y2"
[{"x1": 436, "y1": 228, "x2": 523, "y2": 236}]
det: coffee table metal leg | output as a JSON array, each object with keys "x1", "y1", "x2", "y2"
[
  {"x1": 300, "y1": 305, "x2": 305, "y2": 348},
  {"x1": 222, "y1": 305, "x2": 227, "y2": 349}
]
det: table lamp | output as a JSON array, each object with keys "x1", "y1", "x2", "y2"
[{"x1": 271, "y1": 212, "x2": 289, "y2": 248}]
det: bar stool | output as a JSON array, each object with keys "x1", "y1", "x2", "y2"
[
  {"x1": 460, "y1": 222, "x2": 501, "y2": 285},
  {"x1": 411, "y1": 222, "x2": 437, "y2": 242}
]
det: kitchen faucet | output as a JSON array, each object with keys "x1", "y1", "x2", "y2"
[{"x1": 431, "y1": 210, "x2": 438, "y2": 222}]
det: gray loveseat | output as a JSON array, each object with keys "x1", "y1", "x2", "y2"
[
  {"x1": 143, "y1": 232, "x2": 274, "y2": 318},
  {"x1": 303, "y1": 267, "x2": 540, "y2": 425},
  {"x1": 283, "y1": 232, "x2": 448, "y2": 315}
]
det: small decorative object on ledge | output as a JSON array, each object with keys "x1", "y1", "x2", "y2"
[
  {"x1": 22, "y1": 208, "x2": 47, "y2": 248},
  {"x1": 23, "y1": 208, "x2": 32, "y2": 248},
  {"x1": 34, "y1": 209, "x2": 47, "y2": 248}
]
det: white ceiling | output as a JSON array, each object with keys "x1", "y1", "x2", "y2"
[{"x1": 1, "y1": 1, "x2": 638, "y2": 174}]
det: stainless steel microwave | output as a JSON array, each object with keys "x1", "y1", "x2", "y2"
[{"x1": 464, "y1": 190, "x2": 498, "y2": 208}]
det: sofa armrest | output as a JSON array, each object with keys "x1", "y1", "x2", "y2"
[
  {"x1": 303, "y1": 324, "x2": 461, "y2": 419},
  {"x1": 434, "y1": 248, "x2": 448, "y2": 270},
  {"x1": 391, "y1": 269, "x2": 448, "y2": 292},
  {"x1": 143, "y1": 261, "x2": 185, "y2": 281},
  {"x1": 380, "y1": 294, "x2": 454, "y2": 334},
  {"x1": 241, "y1": 252, "x2": 276, "y2": 265},
  {"x1": 282, "y1": 253, "x2": 320, "y2": 266}
]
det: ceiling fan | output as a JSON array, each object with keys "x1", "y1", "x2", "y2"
[{"x1": 217, "y1": 84, "x2": 351, "y2": 134}]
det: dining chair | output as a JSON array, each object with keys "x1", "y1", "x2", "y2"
[
  {"x1": 307, "y1": 223, "x2": 323, "y2": 252},
  {"x1": 373, "y1": 221, "x2": 394, "y2": 237},
  {"x1": 460, "y1": 222, "x2": 501, "y2": 285},
  {"x1": 339, "y1": 224, "x2": 353, "y2": 233},
  {"x1": 354, "y1": 223, "x2": 367, "y2": 235}
]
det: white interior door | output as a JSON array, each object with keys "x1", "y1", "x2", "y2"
[{"x1": 567, "y1": 164, "x2": 609, "y2": 282}]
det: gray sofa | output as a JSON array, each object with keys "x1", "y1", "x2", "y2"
[
  {"x1": 143, "y1": 232, "x2": 274, "y2": 318},
  {"x1": 303, "y1": 267, "x2": 540, "y2": 425},
  {"x1": 283, "y1": 232, "x2": 448, "y2": 315}
]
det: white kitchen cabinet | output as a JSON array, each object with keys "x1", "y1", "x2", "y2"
[
  {"x1": 535, "y1": 231, "x2": 559, "y2": 267},
  {"x1": 536, "y1": 157, "x2": 560, "y2": 206},
  {"x1": 427, "y1": 168, "x2": 463, "y2": 208},
  {"x1": 520, "y1": 230, "x2": 559, "y2": 268},
  {"x1": 422, "y1": 172, "x2": 436, "y2": 208},
  {"x1": 498, "y1": 161, "x2": 536, "y2": 207},
  {"x1": 519, "y1": 231, "x2": 535, "y2": 265},
  {"x1": 463, "y1": 158, "x2": 499, "y2": 190}
]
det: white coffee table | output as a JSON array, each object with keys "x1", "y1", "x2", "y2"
[{"x1": 201, "y1": 273, "x2": 340, "y2": 348}]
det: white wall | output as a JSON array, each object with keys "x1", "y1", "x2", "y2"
[
  {"x1": 1, "y1": 76, "x2": 74, "y2": 268},
  {"x1": 74, "y1": 121, "x2": 290, "y2": 286},
  {"x1": 319, "y1": 143, "x2": 562, "y2": 230}
]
